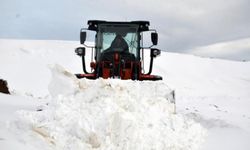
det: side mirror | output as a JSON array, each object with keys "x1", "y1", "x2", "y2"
[
  {"x1": 150, "y1": 48, "x2": 161, "y2": 58},
  {"x1": 80, "y1": 31, "x2": 86, "y2": 44},
  {"x1": 75, "y1": 47, "x2": 85, "y2": 56},
  {"x1": 151, "y1": 32, "x2": 158, "y2": 45}
]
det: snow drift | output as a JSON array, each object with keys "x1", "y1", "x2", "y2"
[{"x1": 17, "y1": 65, "x2": 206, "y2": 150}]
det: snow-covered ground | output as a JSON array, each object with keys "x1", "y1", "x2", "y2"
[{"x1": 0, "y1": 39, "x2": 250, "y2": 150}]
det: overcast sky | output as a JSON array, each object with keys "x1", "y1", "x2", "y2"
[{"x1": 1, "y1": 0, "x2": 250, "y2": 61}]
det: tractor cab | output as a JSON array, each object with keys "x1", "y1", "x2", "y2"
[{"x1": 75, "y1": 20, "x2": 162, "y2": 81}]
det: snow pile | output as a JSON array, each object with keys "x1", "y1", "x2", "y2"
[{"x1": 18, "y1": 65, "x2": 206, "y2": 150}]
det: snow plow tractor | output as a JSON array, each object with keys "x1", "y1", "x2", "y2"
[{"x1": 75, "y1": 20, "x2": 163, "y2": 81}]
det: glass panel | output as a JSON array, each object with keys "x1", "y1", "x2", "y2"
[
  {"x1": 102, "y1": 32, "x2": 116, "y2": 50},
  {"x1": 96, "y1": 24, "x2": 139, "y2": 60},
  {"x1": 124, "y1": 32, "x2": 138, "y2": 57}
]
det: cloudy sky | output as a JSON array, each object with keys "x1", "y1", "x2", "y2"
[{"x1": 1, "y1": 0, "x2": 250, "y2": 61}]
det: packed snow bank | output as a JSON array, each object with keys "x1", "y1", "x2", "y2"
[{"x1": 17, "y1": 65, "x2": 206, "y2": 150}]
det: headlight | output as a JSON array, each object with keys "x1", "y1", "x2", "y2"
[
  {"x1": 151, "y1": 48, "x2": 161, "y2": 57},
  {"x1": 75, "y1": 47, "x2": 85, "y2": 56}
]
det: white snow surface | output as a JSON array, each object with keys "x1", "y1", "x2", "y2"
[
  {"x1": 17, "y1": 64, "x2": 205, "y2": 150},
  {"x1": 1, "y1": 39, "x2": 250, "y2": 150}
]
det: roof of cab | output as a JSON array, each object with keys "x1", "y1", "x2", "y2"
[{"x1": 87, "y1": 20, "x2": 150, "y2": 32}]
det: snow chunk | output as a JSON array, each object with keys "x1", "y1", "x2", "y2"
[{"x1": 19, "y1": 65, "x2": 206, "y2": 150}]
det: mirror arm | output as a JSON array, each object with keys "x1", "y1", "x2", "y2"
[
  {"x1": 148, "y1": 29, "x2": 157, "y2": 32},
  {"x1": 81, "y1": 55, "x2": 91, "y2": 74},
  {"x1": 147, "y1": 56, "x2": 154, "y2": 75},
  {"x1": 140, "y1": 45, "x2": 154, "y2": 49},
  {"x1": 149, "y1": 44, "x2": 154, "y2": 48},
  {"x1": 146, "y1": 48, "x2": 161, "y2": 75},
  {"x1": 82, "y1": 43, "x2": 96, "y2": 49}
]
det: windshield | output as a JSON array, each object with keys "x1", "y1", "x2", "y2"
[{"x1": 96, "y1": 24, "x2": 139, "y2": 60}]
